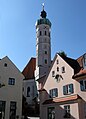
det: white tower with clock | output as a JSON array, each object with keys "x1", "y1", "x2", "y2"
[{"x1": 35, "y1": 5, "x2": 51, "y2": 80}]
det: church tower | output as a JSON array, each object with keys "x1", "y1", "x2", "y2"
[{"x1": 35, "y1": 4, "x2": 51, "y2": 80}]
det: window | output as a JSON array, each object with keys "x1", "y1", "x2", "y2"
[
  {"x1": 8, "y1": 78, "x2": 15, "y2": 85},
  {"x1": 45, "y1": 51, "x2": 47, "y2": 54},
  {"x1": 48, "y1": 107, "x2": 55, "y2": 119},
  {"x1": 80, "y1": 80, "x2": 86, "y2": 91},
  {"x1": 40, "y1": 31, "x2": 42, "y2": 36},
  {"x1": 57, "y1": 67, "x2": 59, "y2": 72},
  {"x1": 64, "y1": 105, "x2": 71, "y2": 118},
  {"x1": 0, "y1": 101, "x2": 6, "y2": 119},
  {"x1": 27, "y1": 87, "x2": 30, "y2": 97},
  {"x1": 63, "y1": 84, "x2": 74, "y2": 95},
  {"x1": 56, "y1": 60, "x2": 59, "y2": 64},
  {"x1": 62, "y1": 66, "x2": 65, "y2": 73},
  {"x1": 52, "y1": 71, "x2": 55, "y2": 77},
  {"x1": 45, "y1": 59, "x2": 47, "y2": 64},
  {"x1": 49, "y1": 88, "x2": 58, "y2": 98},
  {"x1": 45, "y1": 31, "x2": 47, "y2": 35},
  {"x1": 49, "y1": 32, "x2": 50, "y2": 37},
  {"x1": 4, "y1": 63, "x2": 7, "y2": 67}
]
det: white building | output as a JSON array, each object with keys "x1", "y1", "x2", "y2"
[
  {"x1": 22, "y1": 58, "x2": 38, "y2": 116},
  {"x1": 35, "y1": 5, "x2": 51, "y2": 80},
  {"x1": 0, "y1": 56, "x2": 24, "y2": 119}
]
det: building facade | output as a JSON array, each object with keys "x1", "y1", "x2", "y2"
[
  {"x1": 22, "y1": 58, "x2": 39, "y2": 116},
  {"x1": 0, "y1": 56, "x2": 24, "y2": 119},
  {"x1": 38, "y1": 53, "x2": 86, "y2": 119}
]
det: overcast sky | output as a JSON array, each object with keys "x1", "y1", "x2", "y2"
[{"x1": 0, "y1": 0, "x2": 86, "y2": 71}]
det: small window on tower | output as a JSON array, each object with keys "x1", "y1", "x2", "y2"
[
  {"x1": 40, "y1": 31, "x2": 42, "y2": 36},
  {"x1": 45, "y1": 51, "x2": 47, "y2": 54},
  {"x1": 45, "y1": 31, "x2": 47, "y2": 35},
  {"x1": 49, "y1": 32, "x2": 50, "y2": 37},
  {"x1": 45, "y1": 59, "x2": 47, "y2": 64}
]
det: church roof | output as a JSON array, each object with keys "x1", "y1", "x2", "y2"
[{"x1": 22, "y1": 57, "x2": 36, "y2": 80}]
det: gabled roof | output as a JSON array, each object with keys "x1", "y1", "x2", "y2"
[
  {"x1": 73, "y1": 53, "x2": 86, "y2": 79},
  {"x1": 60, "y1": 55, "x2": 81, "y2": 74},
  {"x1": 22, "y1": 57, "x2": 36, "y2": 80},
  {"x1": 73, "y1": 69, "x2": 86, "y2": 79},
  {"x1": 0, "y1": 56, "x2": 24, "y2": 79}
]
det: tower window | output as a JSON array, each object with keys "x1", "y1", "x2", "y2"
[
  {"x1": 27, "y1": 87, "x2": 30, "y2": 97},
  {"x1": 40, "y1": 31, "x2": 42, "y2": 36},
  {"x1": 49, "y1": 32, "x2": 50, "y2": 37},
  {"x1": 45, "y1": 59, "x2": 47, "y2": 64},
  {"x1": 45, "y1": 51, "x2": 47, "y2": 54},
  {"x1": 45, "y1": 31, "x2": 47, "y2": 35}
]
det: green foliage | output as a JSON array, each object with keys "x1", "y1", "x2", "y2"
[{"x1": 58, "y1": 51, "x2": 67, "y2": 57}]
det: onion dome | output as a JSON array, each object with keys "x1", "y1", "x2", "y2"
[{"x1": 35, "y1": 4, "x2": 51, "y2": 28}]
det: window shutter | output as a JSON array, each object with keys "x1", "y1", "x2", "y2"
[
  {"x1": 80, "y1": 81, "x2": 84, "y2": 91},
  {"x1": 63, "y1": 86, "x2": 66, "y2": 95},
  {"x1": 69, "y1": 84, "x2": 74, "y2": 93},
  {"x1": 55, "y1": 88, "x2": 58, "y2": 97}
]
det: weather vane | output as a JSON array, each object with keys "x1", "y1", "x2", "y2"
[{"x1": 42, "y1": 3, "x2": 45, "y2": 10}]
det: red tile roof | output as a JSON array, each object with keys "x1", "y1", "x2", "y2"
[
  {"x1": 22, "y1": 57, "x2": 36, "y2": 80},
  {"x1": 73, "y1": 69, "x2": 86, "y2": 79},
  {"x1": 43, "y1": 94, "x2": 82, "y2": 105}
]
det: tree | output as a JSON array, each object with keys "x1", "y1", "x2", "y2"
[{"x1": 58, "y1": 51, "x2": 67, "y2": 57}]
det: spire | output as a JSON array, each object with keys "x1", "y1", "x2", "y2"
[
  {"x1": 42, "y1": 3, "x2": 44, "y2": 10},
  {"x1": 40, "y1": 3, "x2": 47, "y2": 18}
]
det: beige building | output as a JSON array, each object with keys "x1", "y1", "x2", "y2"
[
  {"x1": 0, "y1": 56, "x2": 24, "y2": 119},
  {"x1": 38, "y1": 53, "x2": 86, "y2": 119}
]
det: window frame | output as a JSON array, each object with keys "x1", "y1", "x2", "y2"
[
  {"x1": 49, "y1": 88, "x2": 58, "y2": 98},
  {"x1": 47, "y1": 107, "x2": 55, "y2": 119},
  {"x1": 80, "y1": 80, "x2": 86, "y2": 91},
  {"x1": 63, "y1": 84, "x2": 74, "y2": 95},
  {"x1": 8, "y1": 78, "x2": 15, "y2": 85},
  {"x1": 64, "y1": 105, "x2": 71, "y2": 118}
]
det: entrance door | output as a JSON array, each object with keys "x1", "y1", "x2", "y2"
[
  {"x1": 10, "y1": 101, "x2": 16, "y2": 119},
  {"x1": 0, "y1": 101, "x2": 6, "y2": 119}
]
